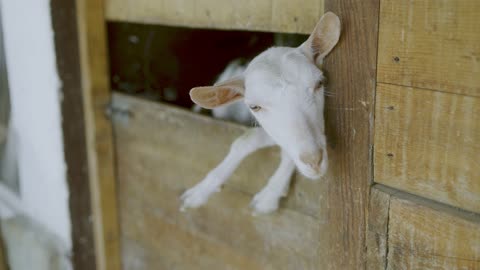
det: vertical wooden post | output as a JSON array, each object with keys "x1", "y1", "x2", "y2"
[
  {"x1": 75, "y1": 0, "x2": 121, "y2": 270},
  {"x1": 51, "y1": 0, "x2": 96, "y2": 268},
  {"x1": 321, "y1": 1, "x2": 380, "y2": 268}
]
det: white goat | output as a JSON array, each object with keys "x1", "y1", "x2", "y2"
[{"x1": 181, "y1": 12, "x2": 341, "y2": 214}]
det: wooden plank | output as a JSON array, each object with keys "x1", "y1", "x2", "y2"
[
  {"x1": 105, "y1": 0, "x2": 324, "y2": 34},
  {"x1": 322, "y1": 0, "x2": 380, "y2": 268},
  {"x1": 118, "y1": 163, "x2": 321, "y2": 270},
  {"x1": 367, "y1": 186, "x2": 480, "y2": 270},
  {"x1": 377, "y1": 0, "x2": 480, "y2": 97},
  {"x1": 51, "y1": 0, "x2": 97, "y2": 269},
  {"x1": 366, "y1": 187, "x2": 392, "y2": 270},
  {"x1": 387, "y1": 194, "x2": 480, "y2": 270},
  {"x1": 121, "y1": 212, "x2": 265, "y2": 270},
  {"x1": 75, "y1": 0, "x2": 121, "y2": 269},
  {"x1": 374, "y1": 83, "x2": 480, "y2": 213},
  {"x1": 112, "y1": 93, "x2": 326, "y2": 269}
]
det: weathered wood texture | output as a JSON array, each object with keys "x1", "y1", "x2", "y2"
[
  {"x1": 105, "y1": 0, "x2": 324, "y2": 34},
  {"x1": 372, "y1": 0, "x2": 480, "y2": 268},
  {"x1": 51, "y1": 0, "x2": 97, "y2": 269},
  {"x1": 112, "y1": 93, "x2": 330, "y2": 269},
  {"x1": 388, "y1": 196, "x2": 480, "y2": 269},
  {"x1": 377, "y1": 0, "x2": 480, "y2": 97},
  {"x1": 366, "y1": 188, "x2": 391, "y2": 270},
  {"x1": 368, "y1": 186, "x2": 480, "y2": 270},
  {"x1": 322, "y1": 0, "x2": 379, "y2": 268},
  {"x1": 374, "y1": 83, "x2": 480, "y2": 213},
  {"x1": 75, "y1": 0, "x2": 121, "y2": 269}
]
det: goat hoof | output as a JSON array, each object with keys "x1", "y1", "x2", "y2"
[
  {"x1": 250, "y1": 189, "x2": 281, "y2": 215},
  {"x1": 180, "y1": 182, "x2": 216, "y2": 210}
]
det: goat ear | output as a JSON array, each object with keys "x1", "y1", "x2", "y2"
[
  {"x1": 189, "y1": 76, "x2": 245, "y2": 109},
  {"x1": 300, "y1": 12, "x2": 341, "y2": 65}
]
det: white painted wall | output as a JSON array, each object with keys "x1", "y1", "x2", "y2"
[{"x1": 0, "y1": 0, "x2": 71, "y2": 249}]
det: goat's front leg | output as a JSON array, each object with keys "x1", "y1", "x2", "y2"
[
  {"x1": 180, "y1": 127, "x2": 275, "y2": 211},
  {"x1": 250, "y1": 149, "x2": 295, "y2": 214}
]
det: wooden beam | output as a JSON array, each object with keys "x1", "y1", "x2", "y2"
[
  {"x1": 322, "y1": 0, "x2": 380, "y2": 268},
  {"x1": 366, "y1": 187, "x2": 391, "y2": 270},
  {"x1": 105, "y1": 0, "x2": 324, "y2": 34},
  {"x1": 75, "y1": 0, "x2": 121, "y2": 270},
  {"x1": 50, "y1": 0, "x2": 96, "y2": 269}
]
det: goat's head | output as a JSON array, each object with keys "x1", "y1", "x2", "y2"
[{"x1": 190, "y1": 12, "x2": 341, "y2": 179}]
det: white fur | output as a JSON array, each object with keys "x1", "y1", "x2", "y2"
[
  {"x1": 183, "y1": 12, "x2": 340, "y2": 214},
  {"x1": 210, "y1": 59, "x2": 254, "y2": 125}
]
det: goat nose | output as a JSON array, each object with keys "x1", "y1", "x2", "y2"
[{"x1": 300, "y1": 151, "x2": 323, "y2": 171}]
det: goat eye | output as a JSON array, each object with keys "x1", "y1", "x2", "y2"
[
  {"x1": 314, "y1": 80, "x2": 324, "y2": 90},
  {"x1": 249, "y1": 105, "x2": 261, "y2": 112}
]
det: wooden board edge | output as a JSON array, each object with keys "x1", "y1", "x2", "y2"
[
  {"x1": 366, "y1": 186, "x2": 392, "y2": 270},
  {"x1": 112, "y1": 92, "x2": 250, "y2": 132},
  {"x1": 51, "y1": 0, "x2": 97, "y2": 269},
  {"x1": 105, "y1": 0, "x2": 324, "y2": 35},
  {"x1": 75, "y1": 0, "x2": 121, "y2": 270},
  {"x1": 105, "y1": 17, "x2": 314, "y2": 35},
  {"x1": 368, "y1": 184, "x2": 480, "y2": 269}
]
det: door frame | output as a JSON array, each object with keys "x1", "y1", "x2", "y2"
[{"x1": 51, "y1": 0, "x2": 120, "y2": 269}]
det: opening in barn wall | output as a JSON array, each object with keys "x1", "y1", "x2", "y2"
[
  {"x1": 107, "y1": 22, "x2": 307, "y2": 111},
  {"x1": 105, "y1": 22, "x2": 336, "y2": 269}
]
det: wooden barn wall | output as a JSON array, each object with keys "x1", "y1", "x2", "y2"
[
  {"x1": 370, "y1": 0, "x2": 480, "y2": 269},
  {"x1": 374, "y1": 0, "x2": 480, "y2": 213},
  {"x1": 375, "y1": 84, "x2": 479, "y2": 212},
  {"x1": 377, "y1": 0, "x2": 480, "y2": 97}
]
